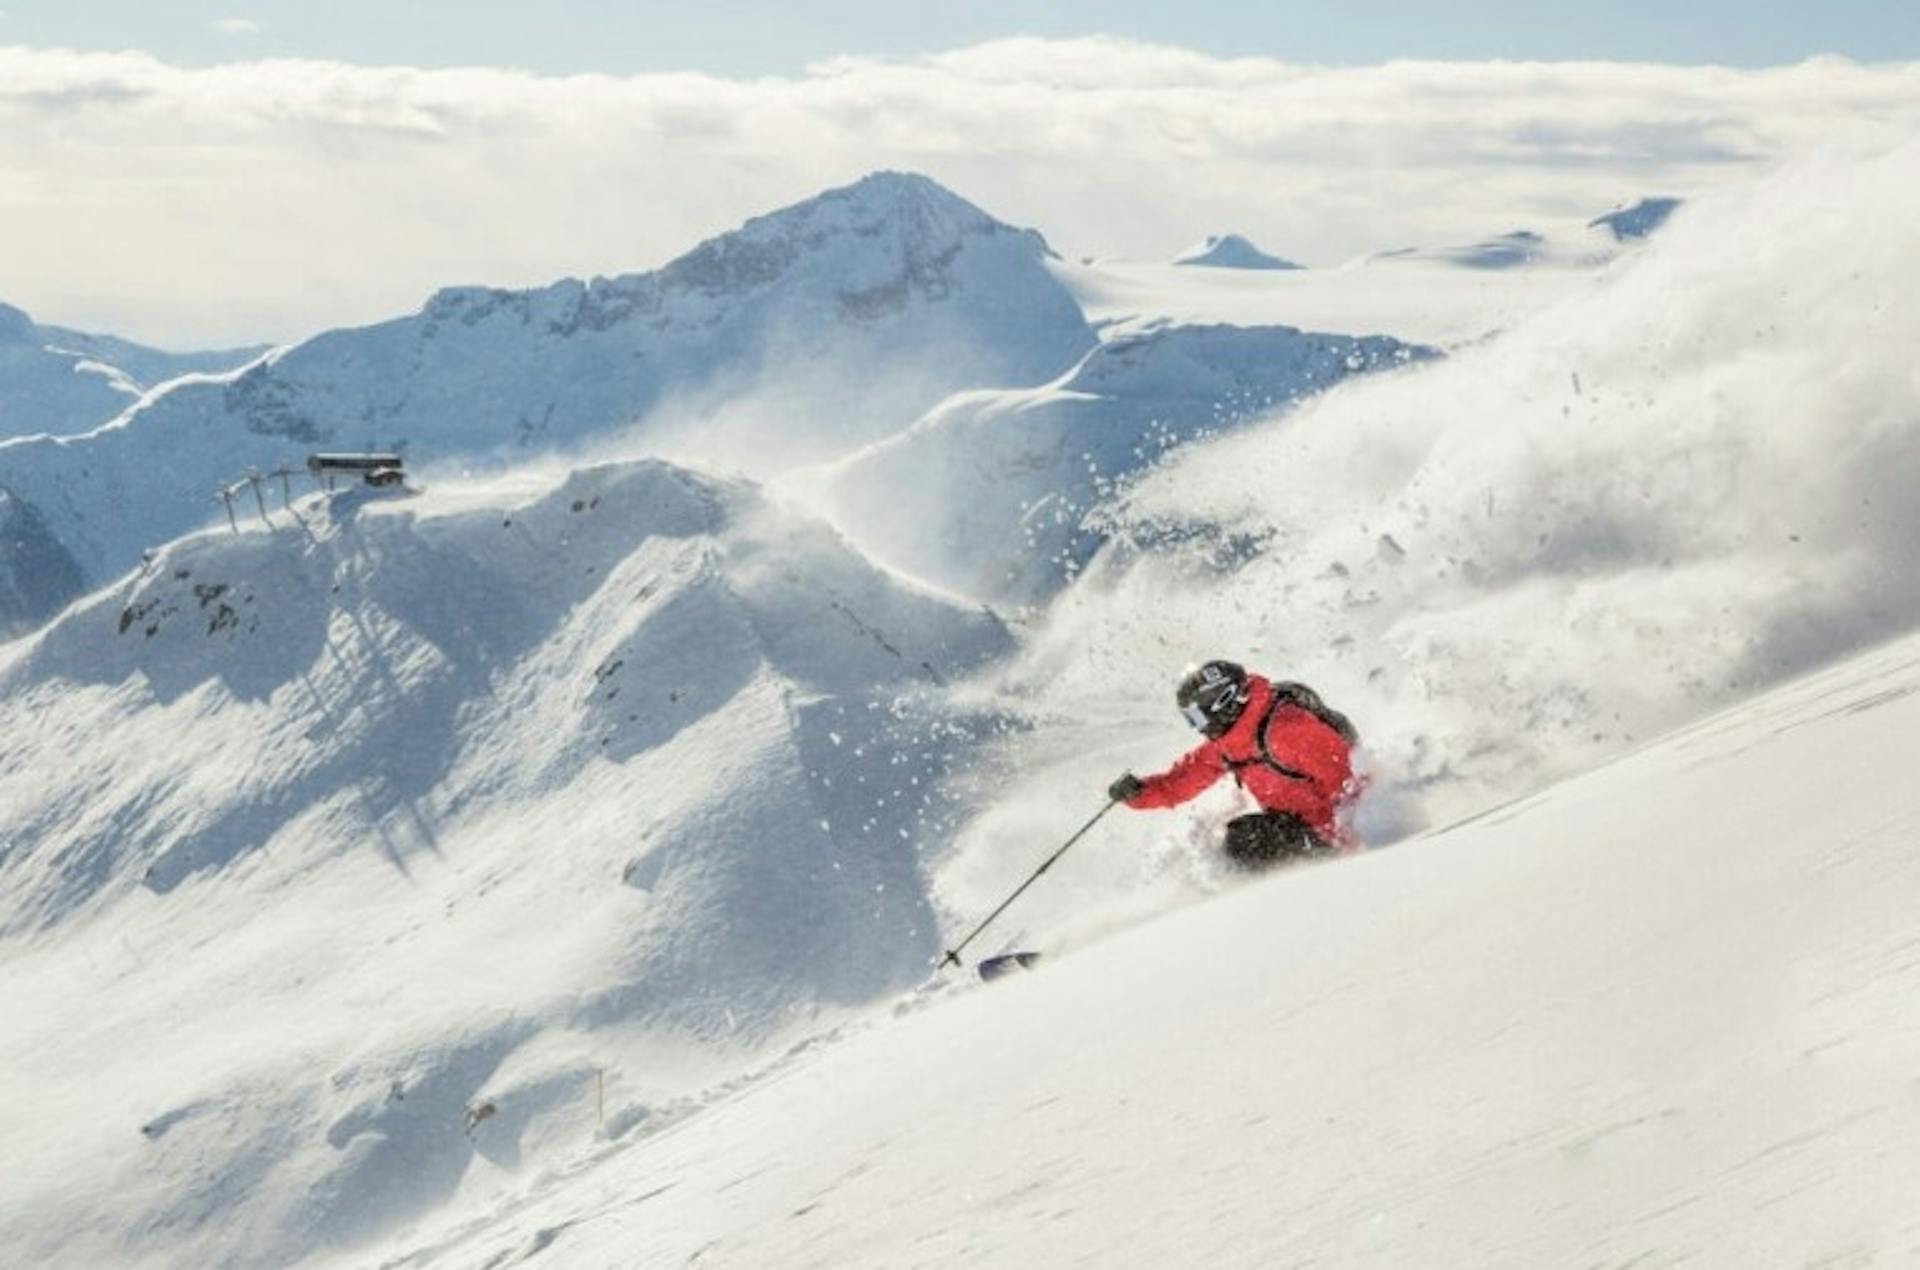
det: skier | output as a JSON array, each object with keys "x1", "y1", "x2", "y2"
[{"x1": 1108, "y1": 660, "x2": 1361, "y2": 870}]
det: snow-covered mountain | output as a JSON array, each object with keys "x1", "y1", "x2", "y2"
[
  {"x1": 1171, "y1": 233, "x2": 1302, "y2": 270},
  {"x1": 4, "y1": 132, "x2": 1916, "y2": 1270},
  {"x1": 1053, "y1": 196, "x2": 1681, "y2": 353},
  {"x1": 0, "y1": 172, "x2": 1094, "y2": 636},
  {"x1": 1352, "y1": 197, "x2": 1689, "y2": 274},
  {"x1": 0, "y1": 457, "x2": 1012, "y2": 1266},
  {"x1": 2, "y1": 297, "x2": 235, "y2": 635},
  {"x1": 305, "y1": 147, "x2": 1920, "y2": 1270},
  {"x1": 810, "y1": 322, "x2": 1431, "y2": 604},
  {"x1": 0, "y1": 301, "x2": 265, "y2": 440}
]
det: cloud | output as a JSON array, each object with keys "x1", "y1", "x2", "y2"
[
  {"x1": 209, "y1": 18, "x2": 263, "y2": 37},
  {"x1": 0, "y1": 38, "x2": 1914, "y2": 345}
]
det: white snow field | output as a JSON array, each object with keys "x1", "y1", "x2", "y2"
[{"x1": 353, "y1": 607, "x2": 1920, "y2": 1270}]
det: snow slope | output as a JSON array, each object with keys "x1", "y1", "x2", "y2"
[
  {"x1": 0, "y1": 458, "x2": 1012, "y2": 1269},
  {"x1": 0, "y1": 300, "x2": 264, "y2": 440},
  {"x1": 346, "y1": 582, "x2": 1920, "y2": 1270},
  {"x1": 809, "y1": 322, "x2": 1431, "y2": 604},
  {"x1": 0, "y1": 172, "x2": 1093, "y2": 633}
]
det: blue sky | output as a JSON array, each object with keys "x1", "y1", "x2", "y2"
[{"x1": 3, "y1": 0, "x2": 1917, "y2": 72}]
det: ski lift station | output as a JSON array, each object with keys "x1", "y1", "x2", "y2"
[{"x1": 306, "y1": 452, "x2": 405, "y2": 489}]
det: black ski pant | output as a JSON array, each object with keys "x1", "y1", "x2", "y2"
[{"x1": 1222, "y1": 812, "x2": 1331, "y2": 872}]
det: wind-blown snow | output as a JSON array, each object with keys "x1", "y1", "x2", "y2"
[
  {"x1": 809, "y1": 322, "x2": 1431, "y2": 604},
  {"x1": 988, "y1": 139, "x2": 1920, "y2": 854}
]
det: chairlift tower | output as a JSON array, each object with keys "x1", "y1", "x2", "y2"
[{"x1": 246, "y1": 472, "x2": 271, "y2": 525}]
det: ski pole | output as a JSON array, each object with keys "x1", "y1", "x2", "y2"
[{"x1": 938, "y1": 798, "x2": 1118, "y2": 970}]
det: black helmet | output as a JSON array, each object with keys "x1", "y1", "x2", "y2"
[{"x1": 1176, "y1": 660, "x2": 1250, "y2": 737}]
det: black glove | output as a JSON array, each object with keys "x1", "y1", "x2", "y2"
[{"x1": 1108, "y1": 773, "x2": 1145, "y2": 804}]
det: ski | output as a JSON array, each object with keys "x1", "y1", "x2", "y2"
[{"x1": 977, "y1": 951, "x2": 1041, "y2": 982}]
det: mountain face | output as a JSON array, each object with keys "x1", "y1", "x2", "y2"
[
  {"x1": 0, "y1": 173, "x2": 1095, "y2": 638},
  {"x1": 0, "y1": 457, "x2": 1013, "y2": 1265},
  {"x1": 1171, "y1": 234, "x2": 1302, "y2": 270},
  {"x1": 0, "y1": 485, "x2": 85, "y2": 636},
  {"x1": 0, "y1": 303, "x2": 140, "y2": 438},
  {"x1": 815, "y1": 323, "x2": 1433, "y2": 604},
  {"x1": 0, "y1": 302, "x2": 266, "y2": 441},
  {"x1": 1, "y1": 457, "x2": 1010, "y2": 935}
]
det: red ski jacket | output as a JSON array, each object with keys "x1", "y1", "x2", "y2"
[{"x1": 1127, "y1": 675, "x2": 1358, "y2": 843}]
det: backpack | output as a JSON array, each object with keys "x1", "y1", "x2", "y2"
[{"x1": 1226, "y1": 680, "x2": 1359, "y2": 785}]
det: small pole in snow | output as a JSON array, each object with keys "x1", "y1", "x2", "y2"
[{"x1": 218, "y1": 488, "x2": 238, "y2": 533}]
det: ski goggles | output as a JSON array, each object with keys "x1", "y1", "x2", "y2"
[{"x1": 1181, "y1": 701, "x2": 1212, "y2": 730}]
